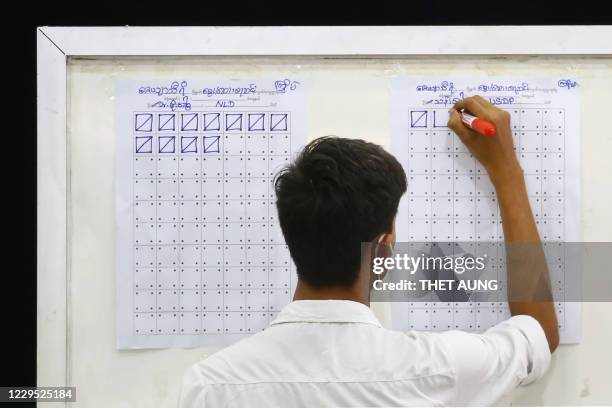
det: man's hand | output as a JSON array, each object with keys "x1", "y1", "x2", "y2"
[
  {"x1": 447, "y1": 95, "x2": 559, "y2": 353},
  {"x1": 448, "y1": 96, "x2": 522, "y2": 186}
]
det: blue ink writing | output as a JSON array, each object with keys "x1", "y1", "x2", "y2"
[
  {"x1": 557, "y1": 79, "x2": 577, "y2": 90},
  {"x1": 151, "y1": 95, "x2": 192, "y2": 112},
  {"x1": 274, "y1": 79, "x2": 300, "y2": 93},
  {"x1": 139, "y1": 81, "x2": 187, "y2": 97},
  {"x1": 416, "y1": 81, "x2": 456, "y2": 93},
  {"x1": 216, "y1": 100, "x2": 236, "y2": 108},
  {"x1": 202, "y1": 84, "x2": 256, "y2": 97},
  {"x1": 477, "y1": 83, "x2": 529, "y2": 94}
]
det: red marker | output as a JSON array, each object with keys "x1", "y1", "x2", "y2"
[{"x1": 459, "y1": 111, "x2": 496, "y2": 137}]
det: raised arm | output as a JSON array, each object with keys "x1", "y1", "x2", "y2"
[{"x1": 448, "y1": 96, "x2": 559, "y2": 352}]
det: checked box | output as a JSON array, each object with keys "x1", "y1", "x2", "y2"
[
  {"x1": 410, "y1": 110, "x2": 428, "y2": 128},
  {"x1": 158, "y1": 136, "x2": 176, "y2": 153},
  {"x1": 135, "y1": 114, "x2": 153, "y2": 132},
  {"x1": 181, "y1": 136, "x2": 198, "y2": 153},
  {"x1": 203, "y1": 113, "x2": 221, "y2": 131},
  {"x1": 158, "y1": 113, "x2": 176, "y2": 131},
  {"x1": 135, "y1": 136, "x2": 153, "y2": 153},
  {"x1": 180, "y1": 113, "x2": 199, "y2": 132},
  {"x1": 270, "y1": 113, "x2": 288, "y2": 131},
  {"x1": 225, "y1": 113, "x2": 243, "y2": 131},
  {"x1": 248, "y1": 113, "x2": 266, "y2": 131},
  {"x1": 203, "y1": 136, "x2": 220, "y2": 153}
]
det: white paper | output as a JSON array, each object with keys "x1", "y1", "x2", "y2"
[
  {"x1": 390, "y1": 76, "x2": 581, "y2": 343},
  {"x1": 116, "y1": 78, "x2": 307, "y2": 349}
]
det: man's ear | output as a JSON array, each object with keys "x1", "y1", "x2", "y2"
[{"x1": 368, "y1": 234, "x2": 394, "y2": 288}]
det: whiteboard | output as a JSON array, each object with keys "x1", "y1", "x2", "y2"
[{"x1": 37, "y1": 26, "x2": 612, "y2": 408}]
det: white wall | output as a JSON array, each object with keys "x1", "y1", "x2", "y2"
[{"x1": 65, "y1": 56, "x2": 612, "y2": 407}]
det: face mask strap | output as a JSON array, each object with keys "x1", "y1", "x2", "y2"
[{"x1": 374, "y1": 234, "x2": 394, "y2": 259}]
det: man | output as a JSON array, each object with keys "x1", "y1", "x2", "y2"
[{"x1": 180, "y1": 96, "x2": 559, "y2": 406}]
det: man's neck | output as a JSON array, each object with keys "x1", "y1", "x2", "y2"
[{"x1": 293, "y1": 280, "x2": 370, "y2": 306}]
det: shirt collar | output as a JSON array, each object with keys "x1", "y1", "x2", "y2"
[{"x1": 270, "y1": 300, "x2": 382, "y2": 328}]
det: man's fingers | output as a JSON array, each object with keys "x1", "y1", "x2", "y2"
[
  {"x1": 455, "y1": 95, "x2": 509, "y2": 124},
  {"x1": 453, "y1": 96, "x2": 489, "y2": 120},
  {"x1": 447, "y1": 108, "x2": 461, "y2": 130},
  {"x1": 447, "y1": 109, "x2": 478, "y2": 143},
  {"x1": 473, "y1": 95, "x2": 492, "y2": 106}
]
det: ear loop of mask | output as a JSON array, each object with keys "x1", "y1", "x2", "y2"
[{"x1": 374, "y1": 234, "x2": 395, "y2": 259}]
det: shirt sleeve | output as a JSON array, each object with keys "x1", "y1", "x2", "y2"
[
  {"x1": 437, "y1": 315, "x2": 552, "y2": 405},
  {"x1": 179, "y1": 363, "x2": 209, "y2": 408}
]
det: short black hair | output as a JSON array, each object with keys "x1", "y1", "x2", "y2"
[{"x1": 274, "y1": 136, "x2": 407, "y2": 287}]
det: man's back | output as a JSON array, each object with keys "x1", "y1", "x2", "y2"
[{"x1": 180, "y1": 300, "x2": 550, "y2": 407}]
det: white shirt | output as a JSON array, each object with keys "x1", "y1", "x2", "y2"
[{"x1": 180, "y1": 300, "x2": 551, "y2": 407}]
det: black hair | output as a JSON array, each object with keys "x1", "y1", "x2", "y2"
[{"x1": 274, "y1": 136, "x2": 407, "y2": 287}]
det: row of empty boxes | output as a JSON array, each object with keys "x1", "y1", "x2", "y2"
[
  {"x1": 134, "y1": 244, "x2": 291, "y2": 267},
  {"x1": 402, "y1": 305, "x2": 566, "y2": 331},
  {"x1": 407, "y1": 174, "x2": 564, "y2": 197},
  {"x1": 405, "y1": 218, "x2": 565, "y2": 241},
  {"x1": 406, "y1": 196, "x2": 564, "y2": 218},
  {"x1": 134, "y1": 180, "x2": 279, "y2": 201},
  {"x1": 134, "y1": 201, "x2": 278, "y2": 222},
  {"x1": 406, "y1": 130, "x2": 564, "y2": 152},
  {"x1": 134, "y1": 266, "x2": 292, "y2": 290},
  {"x1": 134, "y1": 311, "x2": 282, "y2": 335},
  {"x1": 406, "y1": 152, "x2": 565, "y2": 174},
  {"x1": 134, "y1": 223, "x2": 285, "y2": 245},
  {"x1": 134, "y1": 289, "x2": 291, "y2": 314},
  {"x1": 134, "y1": 156, "x2": 290, "y2": 179}
]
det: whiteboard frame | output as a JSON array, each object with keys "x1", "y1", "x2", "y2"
[{"x1": 36, "y1": 25, "x2": 612, "y2": 390}]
